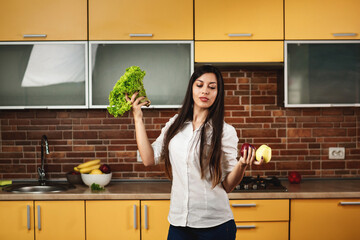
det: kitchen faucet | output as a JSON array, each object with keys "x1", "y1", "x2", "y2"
[{"x1": 38, "y1": 135, "x2": 49, "y2": 185}]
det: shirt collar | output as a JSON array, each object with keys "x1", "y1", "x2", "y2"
[{"x1": 184, "y1": 119, "x2": 213, "y2": 130}]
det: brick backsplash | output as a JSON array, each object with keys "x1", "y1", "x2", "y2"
[{"x1": 1, "y1": 69, "x2": 359, "y2": 180}]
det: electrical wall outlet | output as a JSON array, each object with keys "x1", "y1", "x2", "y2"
[{"x1": 329, "y1": 147, "x2": 345, "y2": 159}]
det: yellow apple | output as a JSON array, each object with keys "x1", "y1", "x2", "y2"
[
  {"x1": 255, "y1": 145, "x2": 272, "y2": 163},
  {"x1": 89, "y1": 169, "x2": 103, "y2": 175}
]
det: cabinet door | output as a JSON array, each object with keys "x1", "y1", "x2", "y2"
[
  {"x1": 89, "y1": 42, "x2": 192, "y2": 108},
  {"x1": 89, "y1": 0, "x2": 193, "y2": 40},
  {"x1": 0, "y1": 201, "x2": 34, "y2": 240},
  {"x1": 195, "y1": 0, "x2": 283, "y2": 40},
  {"x1": 34, "y1": 201, "x2": 85, "y2": 240},
  {"x1": 141, "y1": 200, "x2": 170, "y2": 240},
  {"x1": 285, "y1": 0, "x2": 360, "y2": 39},
  {"x1": 285, "y1": 41, "x2": 360, "y2": 107},
  {"x1": 290, "y1": 199, "x2": 360, "y2": 240},
  {"x1": 0, "y1": 42, "x2": 88, "y2": 109},
  {"x1": 86, "y1": 200, "x2": 140, "y2": 240},
  {"x1": 0, "y1": 0, "x2": 87, "y2": 41}
]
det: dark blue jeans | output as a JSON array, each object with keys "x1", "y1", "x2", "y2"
[{"x1": 167, "y1": 219, "x2": 237, "y2": 240}]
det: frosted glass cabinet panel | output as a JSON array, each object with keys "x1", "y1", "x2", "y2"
[
  {"x1": 90, "y1": 41, "x2": 193, "y2": 108},
  {"x1": 0, "y1": 42, "x2": 87, "y2": 109},
  {"x1": 285, "y1": 41, "x2": 360, "y2": 107}
]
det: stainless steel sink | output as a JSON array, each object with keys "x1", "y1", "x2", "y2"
[
  {"x1": 2, "y1": 182, "x2": 75, "y2": 193},
  {"x1": 2, "y1": 136, "x2": 77, "y2": 194}
]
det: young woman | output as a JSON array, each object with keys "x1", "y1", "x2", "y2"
[{"x1": 126, "y1": 65, "x2": 264, "y2": 240}]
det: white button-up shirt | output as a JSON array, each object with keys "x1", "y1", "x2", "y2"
[{"x1": 152, "y1": 114, "x2": 238, "y2": 228}]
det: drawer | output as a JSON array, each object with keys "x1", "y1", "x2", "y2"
[
  {"x1": 195, "y1": 41, "x2": 283, "y2": 63},
  {"x1": 230, "y1": 199, "x2": 289, "y2": 221},
  {"x1": 235, "y1": 221, "x2": 288, "y2": 240}
]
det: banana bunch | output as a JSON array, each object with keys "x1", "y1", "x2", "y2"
[{"x1": 74, "y1": 159, "x2": 101, "y2": 174}]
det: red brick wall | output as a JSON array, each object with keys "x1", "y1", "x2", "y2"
[{"x1": 1, "y1": 69, "x2": 359, "y2": 180}]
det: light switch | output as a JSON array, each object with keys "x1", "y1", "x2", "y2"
[
  {"x1": 137, "y1": 150, "x2": 142, "y2": 162},
  {"x1": 328, "y1": 147, "x2": 345, "y2": 159}
]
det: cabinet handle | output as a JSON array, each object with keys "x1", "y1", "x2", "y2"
[
  {"x1": 228, "y1": 33, "x2": 252, "y2": 37},
  {"x1": 37, "y1": 205, "x2": 41, "y2": 230},
  {"x1": 231, "y1": 203, "x2": 256, "y2": 207},
  {"x1": 236, "y1": 225, "x2": 256, "y2": 229},
  {"x1": 332, "y1": 33, "x2": 357, "y2": 37},
  {"x1": 23, "y1": 34, "x2": 47, "y2": 38},
  {"x1": 27, "y1": 205, "x2": 31, "y2": 230},
  {"x1": 144, "y1": 204, "x2": 148, "y2": 229},
  {"x1": 339, "y1": 202, "x2": 360, "y2": 205},
  {"x1": 129, "y1": 33, "x2": 153, "y2": 37},
  {"x1": 133, "y1": 205, "x2": 137, "y2": 229}
]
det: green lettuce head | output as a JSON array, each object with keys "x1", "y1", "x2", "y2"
[{"x1": 108, "y1": 66, "x2": 151, "y2": 117}]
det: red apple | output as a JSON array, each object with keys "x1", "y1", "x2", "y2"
[
  {"x1": 99, "y1": 164, "x2": 111, "y2": 174},
  {"x1": 288, "y1": 171, "x2": 301, "y2": 184},
  {"x1": 240, "y1": 143, "x2": 255, "y2": 157}
]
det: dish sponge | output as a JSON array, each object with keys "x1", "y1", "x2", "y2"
[{"x1": 0, "y1": 180, "x2": 12, "y2": 186}]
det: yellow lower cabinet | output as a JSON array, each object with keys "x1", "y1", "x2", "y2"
[
  {"x1": 230, "y1": 199, "x2": 289, "y2": 240},
  {"x1": 0, "y1": 200, "x2": 84, "y2": 240},
  {"x1": 0, "y1": 201, "x2": 34, "y2": 240},
  {"x1": 290, "y1": 199, "x2": 360, "y2": 240},
  {"x1": 86, "y1": 200, "x2": 140, "y2": 240},
  {"x1": 141, "y1": 200, "x2": 170, "y2": 240},
  {"x1": 235, "y1": 221, "x2": 288, "y2": 240},
  {"x1": 34, "y1": 201, "x2": 85, "y2": 240}
]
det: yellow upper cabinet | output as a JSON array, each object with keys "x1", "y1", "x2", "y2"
[
  {"x1": 195, "y1": 41, "x2": 284, "y2": 62},
  {"x1": 89, "y1": 0, "x2": 193, "y2": 40},
  {"x1": 0, "y1": 0, "x2": 87, "y2": 41},
  {"x1": 285, "y1": 0, "x2": 360, "y2": 39},
  {"x1": 195, "y1": 0, "x2": 283, "y2": 40}
]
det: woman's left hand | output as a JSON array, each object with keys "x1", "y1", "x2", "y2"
[
  {"x1": 223, "y1": 146, "x2": 265, "y2": 193},
  {"x1": 239, "y1": 147, "x2": 264, "y2": 167}
]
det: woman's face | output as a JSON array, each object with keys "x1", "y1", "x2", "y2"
[{"x1": 192, "y1": 73, "x2": 218, "y2": 110}]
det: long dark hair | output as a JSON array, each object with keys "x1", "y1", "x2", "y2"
[{"x1": 160, "y1": 65, "x2": 225, "y2": 188}]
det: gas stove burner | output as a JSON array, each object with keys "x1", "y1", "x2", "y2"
[{"x1": 233, "y1": 175, "x2": 287, "y2": 192}]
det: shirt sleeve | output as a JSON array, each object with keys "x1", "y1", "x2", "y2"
[
  {"x1": 221, "y1": 123, "x2": 239, "y2": 181},
  {"x1": 150, "y1": 114, "x2": 178, "y2": 165}
]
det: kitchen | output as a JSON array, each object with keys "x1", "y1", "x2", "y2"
[{"x1": 0, "y1": 0, "x2": 360, "y2": 240}]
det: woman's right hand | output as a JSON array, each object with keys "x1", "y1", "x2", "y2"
[
  {"x1": 125, "y1": 92, "x2": 149, "y2": 120},
  {"x1": 125, "y1": 92, "x2": 155, "y2": 166},
  {"x1": 239, "y1": 147, "x2": 256, "y2": 168}
]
